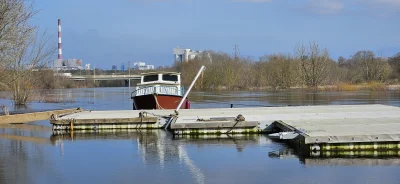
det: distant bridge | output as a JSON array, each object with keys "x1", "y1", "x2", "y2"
[{"x1": 65, "y1": 75, "x2": 141, "y2": 81}]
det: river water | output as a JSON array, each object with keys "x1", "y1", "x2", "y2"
[{"x1": 0, "y1": 88, "x2": 400, "y2": 184}]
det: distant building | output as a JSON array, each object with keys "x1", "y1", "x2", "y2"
[
  {"x1": 134, "y1": 62, "x2": 154, "y2": 70},
  {"x1": 54, "y1": 73, "x2": 72, "y2": 77},
  {"x1": 85, "y1": 64, "x2": 91, "y2": 70},
  {"x1": 173, "y1": 48, "x2": 201, "y2": 62},
  {"x1": 53, "y1": 59, "x2": 84, "y2": 70}
]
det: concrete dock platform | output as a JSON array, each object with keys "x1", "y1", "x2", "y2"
[
  {"x1": 50, "y1": 104, "x2": 400, "y2": 152},
  {"x1": 50, "y1": 110, "x2": 166, "y2": 130}
]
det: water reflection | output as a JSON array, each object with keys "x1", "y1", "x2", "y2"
[
  {"x1": 0, "y1": 126, "x2": 56, "y2": 184},
  {"x1": 173, "y1": 134, "x2": 273, "y2": 152},
  {"x1": 268, "y1": 148, "x2": 400, "y2": 166},
  {"x1": 51, "y1": 130, "x2": 206, "y2": 183},
  {"x1": 49, "y1": 130, "x2": 281, "y2": 184},
  {"x1": 0, "y1": 134, "x2": 51, "y2": 145},
  {"x1": 303, "y1": 158, "x2": 400, "y2": 166},
  {"x1": 0, "y1": 124, "x2": 51, "y2": 132},
  {"x1": 50, "y1": 130, "x2": 276, "y2": 153}
]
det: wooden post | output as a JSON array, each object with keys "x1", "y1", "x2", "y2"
[{"x1": 70, "y1": 120, "x2": 74, "y2": 131}]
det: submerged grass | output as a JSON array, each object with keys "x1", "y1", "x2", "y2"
[
  {"x1": 333, "y1": 82, "x2": 388, "y2": 91},
  {"x1": 363, "y1": 82, "x2": 387, "y2": 91},
  {"x1": 336, "y1": 83, "x2": 359, "y2": 91},
  {"x1": 28, "y1": 91, "x2": 75, "y2": 103}
]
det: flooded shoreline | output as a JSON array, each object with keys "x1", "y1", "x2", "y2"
[{"x1": 0, "y1": 88, "x2": 400, "y2": 184}]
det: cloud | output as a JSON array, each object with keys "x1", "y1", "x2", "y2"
[
  {"x1": 355, "y1": 0, "x2": 400, "y2": 16},
  {"x1": 306, "y1": 0, "x2": 344, "y2": 14},
  {"x1": 360, "y1": 0, "x2": 400, "y2": 6},
  {"x1": 357, "y1": 0, "x2": 400, "y2": 11}
]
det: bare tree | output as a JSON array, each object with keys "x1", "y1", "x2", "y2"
[
  {"x1": 296, "y1": 42, "x2": 331, "y2": 87},
  {"x1": 260, "y1": 54, "x2": 299, "y2": 89},
  {"x1": 348, "y1": 51, "x2": 391, "y2": 82},
  {"x1": 10, "y1": 32, "x2": 54, "y2": 104},
  {"x1": 0, "y1": 0, "x2": 36, "y2": 90},
  {"x1": 0, "y1": 0, "x2": 55, "y2": 105},
  {"x1": 388, "y1": 53, "x2": 400, "y2": 80}
]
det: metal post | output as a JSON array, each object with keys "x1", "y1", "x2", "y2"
[
  {"x1": 128, "y1": 79, "x2": 131, "y2": 93},
  {"x1": 176, "y1": 65, "x2": 205, "y2": 111},
  {"x1": 93, "y1": 64, "x2": 96, "y2": 86},
  {"x1": 128, "y1": 61, "x2": 130, "y2": 76},
  {"x1": 128, "y1": 61, "x2": 131, "y2": 93}
]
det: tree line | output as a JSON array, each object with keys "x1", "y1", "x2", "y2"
[{"x1": 172, "y1": 42, "x2": 399, "y2": 90}]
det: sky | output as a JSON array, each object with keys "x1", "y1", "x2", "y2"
[{"x1": 32, "y1": 0, "x2": 400, "y2": 69}]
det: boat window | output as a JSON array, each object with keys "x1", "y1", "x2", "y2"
[
  {"x1": 162, "y1": 74, "x2": 178, "y2": 82},
  {"x1": 143, "y1": 75, "x2": 159, "y2": 82}
]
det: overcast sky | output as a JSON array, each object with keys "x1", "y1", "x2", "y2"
[{"x1": 33, "y1": 0, "x2": 400, "y2": 69}]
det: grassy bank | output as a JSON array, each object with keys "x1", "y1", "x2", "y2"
[
  {"x1": 193, "y1": 82, "x2": 400, "y2": 91},
  {"x1": 321, "y1": 82, "x2": 398, "y2": 91}
]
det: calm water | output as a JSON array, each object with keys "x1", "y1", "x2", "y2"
[{"x1": 0, "y1": 88, "x2": 400, "y2": 184}]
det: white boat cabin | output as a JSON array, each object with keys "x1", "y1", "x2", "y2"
[{"x1": 132, "y1": 72, "x2": 184, "y2": 97}]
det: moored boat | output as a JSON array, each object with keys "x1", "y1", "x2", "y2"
[{"x1": 131, "y1": 72, "x2": 190, "y2": 110}]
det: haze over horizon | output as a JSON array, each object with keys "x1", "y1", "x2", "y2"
[{"x1": 33, "y1": 0, "x2": 400, "y2": 69}]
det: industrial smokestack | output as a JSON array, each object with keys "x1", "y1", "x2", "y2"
[{"x1": 58, "y1": 19, "x2": 62, "y2": 60}]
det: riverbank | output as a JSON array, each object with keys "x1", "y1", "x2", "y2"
[
  {"x1": 197, "y1": 83, "x2": 400, "y2": 91},
  {"x1": 319, "y1": 83, "x2": 400, "y2": 91}
]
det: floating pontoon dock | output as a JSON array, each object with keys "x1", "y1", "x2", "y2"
[
  {"x1": 0, "y1": 108, "x2": 82, "y2": 124},
  {"x1": 50, "y1": 104, "x2": 400, "y2": 152}
]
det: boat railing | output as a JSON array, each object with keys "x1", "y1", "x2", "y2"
[{"x1": 131, "y1": 85, "x2": 184, "y2": 98}]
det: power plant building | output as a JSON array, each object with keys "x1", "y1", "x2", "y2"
[
  {"x1": 173, "y1": 48, "x2": 203, "y2": 62},
  {"x1": 53, "y1": 19, "x2": 87, "y2": 71},
  {"x1": 53, "y1": 59, "x2": 84, "y2": 70}
]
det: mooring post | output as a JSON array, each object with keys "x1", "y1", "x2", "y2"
[
  {"x1": 128, "y1": 79, "x2": 131, "y2": 94},
  {"x1": 70, "y1": 120, "x2": 74, "y2": 131},
  {"x1": 231, "y1": 104, "x2": 233, "y2": 108}
]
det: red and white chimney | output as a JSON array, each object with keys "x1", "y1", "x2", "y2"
[{"x1": 58, "y1": 19, "x2": 62, "y2": 60}]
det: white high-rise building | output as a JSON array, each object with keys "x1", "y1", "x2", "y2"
[
  {"x1": 85, "y1": 64, "x2": 91, "y2": 70},
  {"x1": 134, "y1": 62, "x2": 154, "y2": 70}
]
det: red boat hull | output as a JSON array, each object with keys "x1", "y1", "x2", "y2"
[{"x1": 132, "y1": 94, "x2": 190, "y2": 110}]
